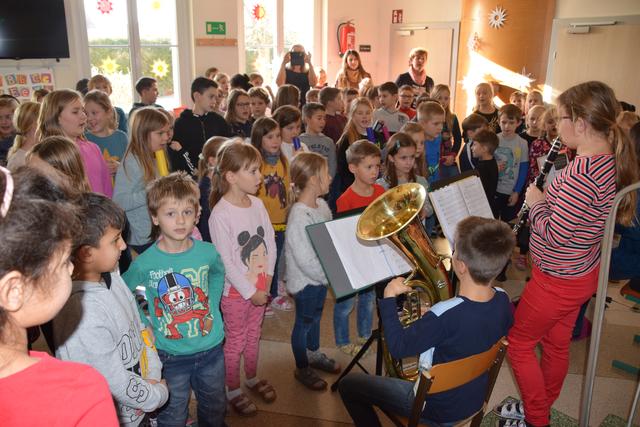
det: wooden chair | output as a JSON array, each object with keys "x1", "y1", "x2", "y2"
[{"x1": 383, "y1": 337, "x2": 509, "y2": 427}]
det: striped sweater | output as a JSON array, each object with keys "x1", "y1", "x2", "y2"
[{"x1": 529, "y1": 154, "x2": 616, "y2": 277}]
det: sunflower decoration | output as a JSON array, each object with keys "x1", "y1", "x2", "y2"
[
  {"x1": 100, "y1": 57, "x2": 119, "y2": 74},
  {"x1": 151, "y1": 1, "x2": 162, "y2": 10},
  {"x1": 488, "y1": 6, "x2": 507, "y2": 29},
  {"x1": 252, "y1": 4, "x2": 266, "y2": 21},
  {"x1": 151, "y1": 59, "x2": 169, "y2": 79}
]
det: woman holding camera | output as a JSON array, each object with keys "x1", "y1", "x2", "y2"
[{"x1": 276, "y1": 44, "x2": 317, "y2": 106}]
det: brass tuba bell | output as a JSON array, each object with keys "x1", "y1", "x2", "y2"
[{"x1": 357, "y1": 183, "x2": 452, "y2": 381}]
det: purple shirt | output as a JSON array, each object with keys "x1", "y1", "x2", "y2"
[{"x1": 76, "y1": 138, "x2": 113, "y2": 197}]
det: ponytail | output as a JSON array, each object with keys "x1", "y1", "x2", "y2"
[{"x1": 611, "y1": 123, "x2": 638, "y2": 226}]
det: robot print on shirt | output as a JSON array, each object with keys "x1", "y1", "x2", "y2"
[
  {"x1": 264, "y1": 170, "x2": 287, "y2": 208},
  {"x1": 238, "y1": 226, "x2": 269, "y2": 291},
  {"x1": 154, "y1": 272, "x2": 212, "y2": 339}
]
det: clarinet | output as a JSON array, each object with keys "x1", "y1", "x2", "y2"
[{"x1": 513, "y1": 136, "x2": 563, "y2": 234}]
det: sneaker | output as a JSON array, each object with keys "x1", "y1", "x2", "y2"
[
  {"x1": 493, "y1": 399, "x2": 525, "y2": 420},
  {"x1": 271, "y1": 295, "x2": 293, "y2": 311},
  {"x1": 337, "y1": 343, "x2": 357, "y2": 356},
  {"x1": 264, "y1": 305, "x2": 274, "y2": 317},
  {"x1": 498, "y1": 420, "x2": 527, "y2": 427},
  {"x1": 308, "y1": 351, "x2": 341, "y2": 373}
]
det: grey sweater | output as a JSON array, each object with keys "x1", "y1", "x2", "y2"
[
  {"x1": 53, "y1": 273, "x2": 168, "y2": 426},
  {"x1": 285, "y1": 199, "x2": 332, "y2": 294},
  {"x1": 114, "y1": 155, "x2": 154, "y2": 246},
  {"x1": 299, "y1": 133, "x2": 337, "y2": 178}
]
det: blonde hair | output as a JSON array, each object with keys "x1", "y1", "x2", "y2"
[
  {"x1": 124, "y1": 107, "x2": 169, "y2": 184},
  {"x1": 431, "y1": 84, "x2": 453, "y2": 133},
  {"x1": 541, "y1": 106, "x2": 558, "y2": 137},
  {"x1": 198, "y1": 136, "x2": 227, "y2": 181},
  {"x1": 409, "y1": 47, "x2": 428, "y2": 60},
  {"x1": 28, "y1": 135, "x2": 92, "y2": 193},
  {"x1": 146, "y1": 172, "x2": 200, "y2": 240},
  {"x1": 209, "y1": 141, "x2": 262, "y2": 209},
  {"x1": 83, "y1": 90, "x2": 117, "y2": 132},
  {"x1": 290, "y1": 152, "x2": 327, "y2": 200},
  {"x1": 400, "y1": 121, "x2": 427, "y2": 178},
  {"x1": 8, "y1": 101, "x2": 40, "y2": 158},
  {"x1": 87, "y1": 75, "x2": 112, "y2": 93},
  {"x1": 31, "y1": 88, "x2": 50, "y2": 103},
  {"x1": 340, "y1": 97, "x2": 373, "y2": 148},
  {"x1": 557, "y1": 81, "x2": 638, "y2": 225},
  {"x1": 617, "y1": 111, "x2": 640, "y2": 132},
  {"x1": 417, "y1": 101, "x2": 445, "y2": 122},
  {"x1": 37, "y1": 89, "x2": 83, "y2": 140}
]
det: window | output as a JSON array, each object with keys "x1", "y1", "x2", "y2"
[
  {"x1": 83, "y1": 0, "x2": 180, "y2": 109},
  {"x1": 243, "y1": 0, "x2": 316, "y2": 85}
]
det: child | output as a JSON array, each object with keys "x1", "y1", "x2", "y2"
[
  {"x1": 38, "y1": 89, "x2": 112, "y2": 197},
  {"x1": 272, "y1": 84, "x2": 301, "y2": 111},
  {"x1": 208, "y1": 142, "x2": 277, "y2": 415},
  {"x1": 401, "y1": 122, "x2": 428, "y2": 178},
  {"x1": 250, "y1": 117, "x2": 293, "y2": 313},
  {"x1": 249, "y1": 87, "x2": 271, "y2": 120},
  {"x1": 398, "y1": 85, "x2": 417, "y2": 120},
  {"x1": 520, "y1": 105, "x2": 546, "y2": 147},
  {"x1": 114, "y1": 107, "x2": 170, "y2": 254},
  {"x1": 617, "y1": 110, "x2": 640, "y2": 135},
  {"x1": 334, "y1": 141, "x2": 384, "y2": 355},
  {"x1": 0, "y1": 167, "x2": 118, "y2": 425},
  {"x1": 474, "y1": 82, "x2": 500, "y2": 133},
  {"x1": 524, "y1": 89, "x2": 544, "y2": 115},
  {"x1": 286, "y1": 152, "x2": 341, "y2": 390},
  {"x1": 53, "y1": 193, "x2": 168, "y2": 426},
  {"x1": 123, "y1": 172, "x2": 226, "y2": 426},
  {"x1": 31, "y1": 88, "x2": 50, "y2": 103},
  {"x1": 88, "y1": 74, "x2": 128, "y2": 133},
  {"x1": 225, "y1": 89, "x2": 254, "y2": 139},
  {"x1": 170, "y1": 77, "x2": 231, "y2": 175},
  {"x1": 335, "y1": 49, "x2": 371, "y2": 90},
  {"x1": 205, "y1": 67, "x2": 219, "y2": 80},
  {"x1": 493, "y1": 104, "x2": 529, "y2": 223},
  {"x1": 84, "y1": 90, "x2": 128, "y2": 177},
  {"x1": 500, "y1": 81, "x2": 638, "y2": 427},
  {"x1": 509, "y1": 91, "x2": 526, "y2": 115},
  {"x1": 7, "y1": 101, "x2": 40, "y2": 170},
  {"x1": 339, "y1": 216, "x2": 515, "y2": 426},
  {"x1": 300, "y1": 102, "x2": 337, "y2": 177},
  {"x1": 129, "y1": 77, "x2": 162, "y2": 116},
  {"x1": 373, "y1": 82, "x2": 409, "y2": 133},
  {"x1": 27, "y1": 136, "x2": 92, "y2": 193},
  {"x1": 344, "y1": 87, "x2": 360, "y2": 112},
  {"x1": 459, "y1": 113, "x2": 489, "y2": 172},
  {"x1": 306, "y1": 88, "x2": 320, "y2": 104},
  {"x1": 377, "y1": 132, "x2": 434, "y2": 218},
  {"x1": 417, "y1": 101, "x2": 445, "y2": 184},
  {"x1": 432, "y1": 84, "x2": 462, "y2": 178},
  {"x1": 273, "y1": 105, "x2": 308, "y2": 160},
  {"x1": 197, "y1": 136, "x2": 228, "y2": 243},
  {"x1": 0, "y1": 96, "x2": 18, "y2": 166},
  {"x1": 319, "y1": 86, "x2": 347, "y2": 144},
  {"x1": 470, "y1": 129, "x2": 499, "y2": 209}
]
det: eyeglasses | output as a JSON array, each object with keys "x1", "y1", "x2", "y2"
[{"x1": 236, "y1": 103, "x2": 251, "y2": 108}]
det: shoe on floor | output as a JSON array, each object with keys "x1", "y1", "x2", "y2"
[
  {"x1": 498, "y1": 419, "x2": 527, "y2": 427},
  {"x1": 271, "y1": 295, "x2": 293, "y2": 311},
  {"x1": 308, "y1": 351, "x2": 341, "y2": 373},
  {"x1": 493, "y1": 399, "x2": 525, "y2": 420}
]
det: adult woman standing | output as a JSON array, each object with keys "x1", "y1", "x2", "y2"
[
  {"x1": 276, "y1": 44, "x2": 317, "y2": 106},
  {"x1": 335, "y1": 50, "x2": 371, "y2": 90},
  {"x1": 395, "y1": 47, "x2": 434, "y2": 96}
]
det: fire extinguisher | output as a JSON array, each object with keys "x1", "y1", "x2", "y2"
[{"x1": 337, "y1": 20, "x2": 356, "y2": 57}]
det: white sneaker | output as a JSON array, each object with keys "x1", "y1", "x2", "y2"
[{"x1": 493, "y1": 399, "x2": 525, "y2": 420}]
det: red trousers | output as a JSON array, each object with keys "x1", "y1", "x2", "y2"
[{"x1": 508, "y1": 264, "x2": 598, "y2": 426}]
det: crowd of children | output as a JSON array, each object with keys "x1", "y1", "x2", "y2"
[{"x1": 0, "y1": 44, "x2": 638, "y2": 427}]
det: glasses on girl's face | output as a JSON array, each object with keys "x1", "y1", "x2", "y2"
[{"x1": 237, "y1": 102, "x2": 251, "y2": 108}]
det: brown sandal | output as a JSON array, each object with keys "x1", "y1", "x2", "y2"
[
  {"x1": 228, "y1": 393, "x2": 257, "y2": 417},
  {"x1": 247, "y1": 379, "x2": 277, "y2": 403}
]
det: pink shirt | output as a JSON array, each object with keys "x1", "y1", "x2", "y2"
[
  {"x1": 209, "y1": 195, "x2": 277, "y2": 299},
  {"x1": 76, "y1": 138, "x2": 113, "y2": 197}
]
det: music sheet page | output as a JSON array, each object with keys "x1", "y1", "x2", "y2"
[
  {"x1": 429, "y1": 185, "x2": 469, "y2": 245},
  {"x1": 458, "y1": 176, "x2": 494, "y2": 219}
]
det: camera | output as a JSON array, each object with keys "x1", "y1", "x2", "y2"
[{"x1": 290, "y1": 51, "x2": 305, "y2": 66}]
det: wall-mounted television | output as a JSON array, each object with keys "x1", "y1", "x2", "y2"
[{"x1": 0, "y1": 0, "x2": 70, "y2": 60}]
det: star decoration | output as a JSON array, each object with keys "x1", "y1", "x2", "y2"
[
  {"x1": 151, "y1": 59, "x2": 169, "y2": 79},
  {"x1": 97, "y1": 0, "x2": 113, "y2": 14},
  {"x1": 488, "y1": 6, "x2": 507, "y2": 29}
]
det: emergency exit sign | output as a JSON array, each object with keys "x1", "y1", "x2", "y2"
[{"x1": 206, "y1": 22, "x2": 226, "y2": 35}]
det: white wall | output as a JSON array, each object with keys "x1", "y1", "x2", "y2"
[{"x1": 555, "y1": 0, "x2": 640, "y2": 19}]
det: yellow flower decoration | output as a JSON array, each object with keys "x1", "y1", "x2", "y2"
[
  {"x1": 151, "y1": 59, "x2": 169, "y2": 79},
  {"x1": 100, "y1": 57, "x2": 119, "y2": 74},
  {"x1": 151, "y1": 1, "x2": 161, "y2": 10}
]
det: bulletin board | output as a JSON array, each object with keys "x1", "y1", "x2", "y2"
[{"x1": 0, "y1": 68, "x2": 55, "y2": 102}]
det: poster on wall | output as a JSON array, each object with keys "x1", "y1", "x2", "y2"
[{"x1": 0, "y1": 68, "x2": 55, "y2": 102}]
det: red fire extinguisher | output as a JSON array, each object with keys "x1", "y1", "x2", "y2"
[{"x1": 337, "y1": 20, "x2": 356, "y2": 57}]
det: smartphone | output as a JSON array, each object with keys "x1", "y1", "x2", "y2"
[{"x1": 290, "y1": 51, "x2": 305, "y2": 66}]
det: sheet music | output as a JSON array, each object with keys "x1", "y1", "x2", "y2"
[
  {"x1": 429, "y1": 185, "x2": 469, "y2": 245},
  {"x1": 458, "y1": 177, "x2": 494, "y2": 219}
]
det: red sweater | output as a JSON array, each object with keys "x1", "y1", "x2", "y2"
[{"x1": 336, "y1": 184, "x2": 386, "y2": 213}]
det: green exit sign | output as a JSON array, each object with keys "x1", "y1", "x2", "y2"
[{"x1": 206, "y1": 21, "x2": 226, "y2": 35}]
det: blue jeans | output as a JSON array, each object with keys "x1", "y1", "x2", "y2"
[
  {"x1": 333, "y1": 287, "x2": 374, "y2": 346},
  {"x1": 291, "y1": 284, "x2": 328, "y2": 368},
  {"x1": 157, "y1": 344, "x2": 226, "y2": 427},
  {"x1": 338, "y1": 372, "x2": 460, "y2": 427},
  {"x1": 439, "y1": 164, "x2": 459, "y2": 179},
  {"x1": 269, "y1": 230, "x2": 285, "y2": 298}
]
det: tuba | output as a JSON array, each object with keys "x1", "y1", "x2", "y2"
[{"x1": 357, "y1": 183, "x2": 452, "y2": 381}]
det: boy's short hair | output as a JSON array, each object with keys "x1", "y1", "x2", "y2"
[
  {"x1": 306, "y1": 89, "x2": 319, "y2": 102},
  {"x1": 509, "y1": 91, "x2": 525, "y2": 102},
  {"x1": 147, "y1": 172, "x2": 200, "y2": 240},
  {"x1": 272, "y1": 105, "x2": 302, "y2": 128},
  {"x1": 319, "y1": 87, "x2": 341, "y2": 106},
  {"x1": 346, "y1": 140, "x2": 381, "y2": 165},
  {"x1": 378, "y1": 81, "x2": 399, "y2": 95},
  {"x1": 344, "y1": 87, "x2": 359, "y2": 97},
  {"x1": 454, "y1": 216, "x2": 515, "y2": 284},
  {"x1": 498, "y1": 104, "x2": 522, "y2": 121},
  {"x1": 462, "y1": 113, "x2": 489, "y2": 134},
  {"x1": 75, "y1": 193, "x2": 126, "y2": 253},
  {"x1": 399, "y1": 85, "x2": 414, "y2": 93},
  {"x1": 417, "y1": 101, "x2": 445, "y2": 122},
  {"x1": 248, "y1": 72, "x2": 262, "y2": 81},
  {"x1": 191, "y1": 77, "x2": 218, "y2": 102},
  {"x1": 135, "y1": 77, "x2": 157, "y2": 95},
  {"x1": 248, "y1": 87, "x2": 270, "y2": 104},
  {"x1": 473, "y1": 129, "x2": 499, "y2": 154},
  {"x1": 302, "y1": 102, "x2": 325, "y2": 118},
  {"x1": 400, "y1": 122, "x2": 424, "y2": 135}
]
